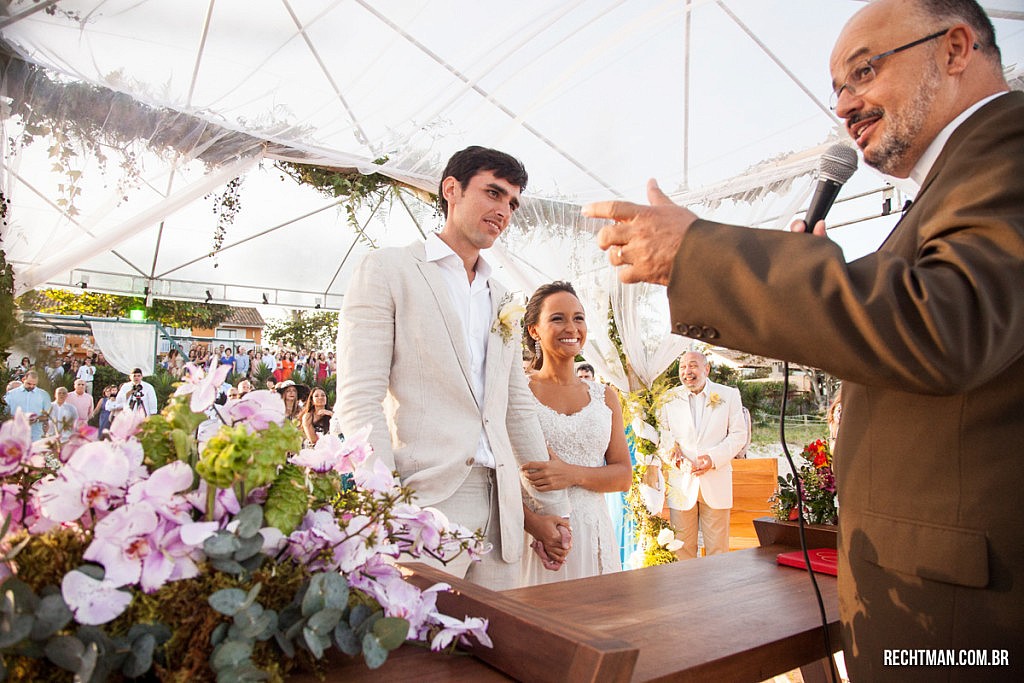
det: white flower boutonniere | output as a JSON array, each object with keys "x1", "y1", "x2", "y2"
[
  {"x1": 492, "y1": 293, "x2": 525, "y2": 345},
  {"x1": 708, "y1": 392, "x2": 723, "y2": 408}
]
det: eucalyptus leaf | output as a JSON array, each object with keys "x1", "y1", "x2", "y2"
[
  {"x1": 211, "y1": 640, "x2": 253, "y2": 671},
  {"x1": 205, "y1": 533, "x2": 242, "y2": 557},
  {"x1": 0, "y1": 613, "x2": 33, "y2": 648},
  {"x1": 361, "y1": 632, "x2": 388, "y2": 670},
  {"x1": 242, "y1": 584, "x2": 263, "y2": 610},
  {"x1": 306, "y1": 608, "x2": 343, "y2": 636},
  {"x1": 44, "y1": 634, "x2": 85, "y2": 671},
  {"x1": 333, "y1": 622, "x2": 360, "y2": 656},
  {"x1": 1, "y1": 578, "x2": 37, "y2": 611},
  {"x1": 75, "y1": 564, "x2": 105, "y2": 582},
  {"x1": 122, "y1": 632, "x2": 155, "y2": 678},
  {"x1": 209, "y1": 588, "x2": 248, "y2": 616},
  {"x1": 317, "y1": 572, "x2": 350, "y2": 611},
  {"x1": 210, "y1": 557, "x2": 246, "y2": 575},
  {"x1": 76, "y1": 641, "x2": 98, "y2": 682},
  {"x1": 235, "y1": 504, "x2": 264, "y2": 538},
  {"x1": 233, "y1": 534, "x2": 264, "y2": 561},
  {"x1": 372, "y1": 617, "x2": 410, "y2": 651},
  {"x1": 211, "y1": 622, "x2": 229, "y2": 646},
  {"x1": 274, "y1": 630, "x2": 296, "y2": 659},
  {"x1": 31, "y1": 593, "x2": 73, "y2": 639},
  {"x1": 348, "y1": 603, "x2": 371, "y2": 630},
  {"x1": 302, "y1": 626, "x2": 328, "y2": 660}
]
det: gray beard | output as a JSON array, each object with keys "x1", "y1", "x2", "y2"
[{"x1": 865, "y1": 62, "x2": 941, "y2": 175}]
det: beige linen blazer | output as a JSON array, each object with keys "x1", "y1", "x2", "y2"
[
  {"x1": 665, "y1": 92, "x2": 1024, "y2": 680},
  {"x1": 336, "y1": 241, "x2": 570, "y2": 563}
]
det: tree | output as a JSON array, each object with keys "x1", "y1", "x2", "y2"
[
  {"x1": 17, "y1": 290, "x2": 233, "y2": 329},
  {"x1": 264, "y1": 311, "x2": 339, "y2": 351}
]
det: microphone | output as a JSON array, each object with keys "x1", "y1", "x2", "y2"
[{"x1": 803, "y1": 143, "x2": 858, "y2": 231}]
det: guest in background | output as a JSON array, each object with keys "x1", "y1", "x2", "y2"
[
  {"x1": 827, "y1": 388, "x2": 843, "y2": 453},
  {"x1": 280, "y1": 352, "x2": 295, "y2": 381},
  {"x1": 12, "y1": 356, "x2": 32, "y2": 381},
  {"x1": 113, "y1": 368, "x2": 158, "y2": 417},
  {"x1": 300, "y1": 387, "x2": 335, "y2": 446},
  {"x1": 657, "y1": 351, "x2": 748, "y2": 560},
  {"x1": 4, "y1": 371, "x2": 51, "y2": 440},
  {"x1": 66, "y1": 379, "x2": 95, "y2": 430},
  {"x1": 275, "y1": 380, "x2": 308, "y2": 422},
  {"x1": 45, "y1": 357, "x2": 64, "y2": 384},
  {"x1": 76, "y1": 356, "x2": 97, "y2": 394},
  {"x1": 575, "y1": 363, "x2": 595, "y2": 381},
  {"x1": 233, "y1": 346, "x2": 250, "y2": 379},
  {"x1": 93, "y1": 384, "x2": 118, "y2": 438},
  {"x1": 236, "y1": 379, "x2": 253, "y2": 397},
  {"x1": 47, "y1": 387, "x2": 79, "y2": 439}
]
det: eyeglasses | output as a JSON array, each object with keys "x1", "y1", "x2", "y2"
[{"x1": 829, "y1": 28, "x2": 948, "y2": 110}]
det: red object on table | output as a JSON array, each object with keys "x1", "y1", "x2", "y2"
[{"x1": 776, "y1": 548, "x2": 838, "y2": 575}]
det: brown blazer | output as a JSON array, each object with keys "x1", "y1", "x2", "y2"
[
  {"x1": 666, "y1": 91, "x2": 1024, "y2": 681},
  {"x1": 336, "y1": 241, "x2": 570, "y2": 564}
]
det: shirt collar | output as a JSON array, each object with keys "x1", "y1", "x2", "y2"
[
  {"x1": 424, "y1": 232, "x2": 492, "y2": 281},
  {"x1": 906, "y1": 91, "x2": 1009, "y2": 189}
]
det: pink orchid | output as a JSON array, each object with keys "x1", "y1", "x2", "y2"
[
  {"x1": 36, "y1": 441, "x2": 133, "y2": 523},
  {"x1": 390, "y1": 504, "x2": 445, "y2": 555},
  {"x1": 353, "y1": 457, "x2": 395, "y2": 493},
  {"x1": 61, "y1": 570, "x2": 133, "y2": 625},
  {"x1": 221, "y1": 390, "x2": 285, "y2": 432},
  {"x1": 353, "y1": 572, "x2": 442, "y2": 641},
  {"x1": 174, "y1": 361, "x2": 231, "y2": 413},
  {"x1": 127, "y1": 461, "x2": 195, "y2": 523},
  {"x1": 185, "y1": 479, "x2": 240, "y2": 521},
  {"x1": 430, "y1": 614, "x2": 492, "y2": 651},
  {"x1": 291, "y1": 424, "x2": 373, "y2": 474},
  {"x1": 83, "y1": 503, "x2": 160, "y2": 587},
  {"x1": 108, "y1": 408, "x2": 146, "y2": 441},
  {"x1": 0, "y1": 410, "x2": 32, "y2": 476}
]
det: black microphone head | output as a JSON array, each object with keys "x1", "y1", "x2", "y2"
[{"x1": 818, "y1": 143, "x2": 858, "y2": 184}]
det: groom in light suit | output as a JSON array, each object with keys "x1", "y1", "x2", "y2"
[
  {"x1": 658, "y1": 351, "x2": 748, "y2": 559},
  {"x1": 336, "y1": 146, "x2": 571, "y2": 590}
]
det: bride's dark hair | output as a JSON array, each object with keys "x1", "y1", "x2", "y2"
[{"x1": 523, "y1": 281, "x2": 578, "y2": 372}]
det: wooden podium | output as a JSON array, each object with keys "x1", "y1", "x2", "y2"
[{"x1": 300, "y1": 546, "x2": 839, "y2": 681}]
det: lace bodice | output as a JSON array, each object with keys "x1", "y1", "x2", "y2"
[
  {"x1": 522, "y1": 379, "x2": 621, "y2": 583},
  {"x1": 531, "y1": 380, "x2": 611, "y2": 468}
]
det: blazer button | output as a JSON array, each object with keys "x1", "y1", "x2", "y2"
[
  {"x1": 702, "y1": 326, "x2": 719, "y2": 339},
  {"x1": 687, "y1": 324, "x2": 702, "y2": 338},
  {"x1": 465, "y1": 457, "x2": 475, "y2": 466},
  {"x1": 675, "y1": 322, "x2": 688, "y2": 333}
]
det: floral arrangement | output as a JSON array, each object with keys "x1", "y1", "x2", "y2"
[
  {"x1": 0, "y1": 363, "x2": 490, "y2": 681},
  {"x1": 491, "y1": 293, "x2": 525, "y2": 345},
  {"x1": 770, "y1": 438, "x2": 838, "y2": 525}
]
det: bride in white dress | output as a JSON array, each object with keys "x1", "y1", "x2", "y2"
[{"x1": 520, "y1": 282, "x2": 632, "y2": 585}]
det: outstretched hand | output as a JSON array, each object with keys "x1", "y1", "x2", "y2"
[{"x1": 584, "y1": 179, "x2": 697, "y2": 285}]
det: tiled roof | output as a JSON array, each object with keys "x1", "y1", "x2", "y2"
[{"x1": 222, "y1": 307, "x2": 266, "y2": 328}]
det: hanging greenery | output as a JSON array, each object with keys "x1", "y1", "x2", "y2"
[
  {"x1": 277, "y1": 158, "x2": 395, "y2": 246},
  {"x1": 606, "y1": 305, "x2": 681, "y2": 567},
  {"x1": 0, "y1": 191, "x2": 18, "y2": 366},
  {"x1": 206, "y1": 176, "x2": 245, "y2": 255},
  {"x1": 17, "y1": 290, "x2": 234, "y2": 330}
]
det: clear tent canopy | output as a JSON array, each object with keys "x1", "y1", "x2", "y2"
[{"x1": 1, "y1": 0, "x2": 1022, "y2": 388}]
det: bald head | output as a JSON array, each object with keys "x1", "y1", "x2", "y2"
[{"x1": 830, "y1": 0, "x2": 1007, "y2": 177}]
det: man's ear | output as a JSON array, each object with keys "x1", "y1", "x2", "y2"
[
  {"x1": 441, "y1": 176, "x2": 460, "y2": 205},
  {"x1": 944, "y1": 23, "x2": 975, "y2": 74}
]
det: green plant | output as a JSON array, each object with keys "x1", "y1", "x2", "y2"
[{"x1": 770, "y1": 439, "x2": 838, "y2": 525}]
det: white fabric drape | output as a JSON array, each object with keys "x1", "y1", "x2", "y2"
[
  {"x1": 90, "y1": 321, "x2": 156, "y2": 376},
  {"x1": 610, "y1": 274, "x2": 688, "y2": 389}
]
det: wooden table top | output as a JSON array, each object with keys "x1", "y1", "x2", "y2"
[{"x1": 500, "y1": 545, "x2": 840, "y2": 682}]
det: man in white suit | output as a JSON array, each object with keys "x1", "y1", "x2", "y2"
[
  {"x1": 337, "y1": 146, "x2": 571, "y2": 590},
  {"x1": 658, "y1": 351, "x2": 748, "y2": 559}
]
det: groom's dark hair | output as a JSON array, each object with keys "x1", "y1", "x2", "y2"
[{"x1": 437, "y1": 146, "x2": 528, "y2": 218}]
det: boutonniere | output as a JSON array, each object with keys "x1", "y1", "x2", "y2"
[
  {"x1": 708, "y1": 392, "x2": 723, "y2": 408},
  {"x1": 491, "y1": 293, "x2": 525, "y2": 345}
]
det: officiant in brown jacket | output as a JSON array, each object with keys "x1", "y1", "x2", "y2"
[{"x1": 585, "y1": 1, "x2": 1023, "y2": 680}]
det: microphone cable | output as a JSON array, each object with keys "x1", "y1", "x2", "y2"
[{"x1": 779, "y1": 361, "x2": 839, "y2": 683}]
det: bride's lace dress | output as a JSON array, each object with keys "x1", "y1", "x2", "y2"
[{"x1": 521, "y1": 380, "x2": 621, "y2": 585}]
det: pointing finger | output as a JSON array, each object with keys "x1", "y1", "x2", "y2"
[{"x1": 582, "y1": 199, "x2": 644, "y2": 223}]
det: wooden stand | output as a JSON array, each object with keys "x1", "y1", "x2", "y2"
[{"x1": 753, "y1": 516, "x2": 838, "y2": 550}]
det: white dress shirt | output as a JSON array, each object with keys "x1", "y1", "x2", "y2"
[{"x1": 424, "y1": 232, "x2": 496, "y2": 468}]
